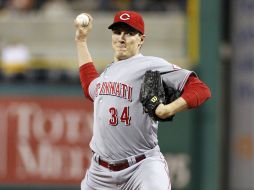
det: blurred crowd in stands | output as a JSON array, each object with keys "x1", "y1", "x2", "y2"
[
  {"x1": 0, "y1": 0, "x2": 186, "y2": 13},
  {"x1": 0, "y1": 38, "x2": 79, "y2": 83},
  {"x1": 0, "y1": 0, "x2": 186, "y2": 84}
]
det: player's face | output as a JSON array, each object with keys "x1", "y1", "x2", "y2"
[{"x1": 111, "y1": 25, "x2": 145, "y2": 61}]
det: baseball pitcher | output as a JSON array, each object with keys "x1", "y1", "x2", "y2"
[{"x1": 74, "y1": 10, "x2": 211, "y2": 190}]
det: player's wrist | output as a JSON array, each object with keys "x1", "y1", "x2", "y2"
[
  {"x1": 75, "y1": 31, "x2": 89, "y2": 43},
  {"x1": 155, "y1": 104, "x2": 174, "y2": 119},
  {"x1": 75, "y1": 38, "x2": 88, "y2": 43},
  {"x1": 165, "y1": 98, "x2": 188, "y2": 116}
]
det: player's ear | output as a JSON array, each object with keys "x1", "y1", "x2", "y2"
[
  {"x1": 141, "y1": 34, "x2": 145, "y2": 41},
  {"x1": 139, "y1": 34, "x2": 145, "y2": 47}
]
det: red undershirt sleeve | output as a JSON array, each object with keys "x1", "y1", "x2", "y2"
[
  {"x1": 79, "y1": 62, "x2": 99, "y2": 101},
  {"x1": 181, "y1": 75, "x2": 211, "y2": 108}
]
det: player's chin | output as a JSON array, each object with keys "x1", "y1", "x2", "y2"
[
  {"x1": 116, "y1": 48, "x2": 127, "y2": 53},
  {"x1": 115, "y1": 52, "x2": 129, "y2": 60}
]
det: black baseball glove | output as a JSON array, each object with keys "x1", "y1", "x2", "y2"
[{"x1": 140, "y1": 70, "x2": 181, "y2": 121}]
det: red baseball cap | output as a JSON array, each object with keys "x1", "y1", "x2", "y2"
[{"x1": 108, "y1": 10, "x2": 145, "y2": 34}]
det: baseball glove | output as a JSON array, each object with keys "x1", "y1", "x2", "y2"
[{"x1": 140, "y1": 70, "x2": 181, "y2": 121}]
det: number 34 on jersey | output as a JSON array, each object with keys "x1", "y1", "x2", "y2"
[{"x1": 108, "y1": 106, "x2": 131, "y2": 126}]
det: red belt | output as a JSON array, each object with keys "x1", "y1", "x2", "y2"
[{"x1": 98, "y1": 154, "x2": 146, "y2": 171}]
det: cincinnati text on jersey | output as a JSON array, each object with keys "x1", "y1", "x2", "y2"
[{"x1": 95, "y1": 82, "x2": 133, "y2": 102}]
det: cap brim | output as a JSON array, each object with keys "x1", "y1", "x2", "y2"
[
  {"x1": 108, "y1": 22, "x2": 142, "y2": 34},
  {"x1": 108, "y1": 22, "x2": 130, "y2": 29}
]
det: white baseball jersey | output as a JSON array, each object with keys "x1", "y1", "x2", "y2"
[{"x1": 88, "y1": 54, "x2": 193, "y2": 161}]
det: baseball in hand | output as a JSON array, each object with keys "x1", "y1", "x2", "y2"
[{"x1": 76, "y1": 14, "x2": 90, "y2": 27}]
